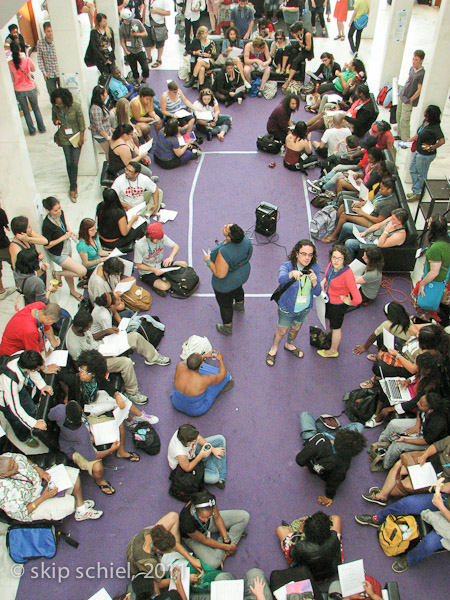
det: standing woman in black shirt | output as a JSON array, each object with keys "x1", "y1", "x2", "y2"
[
  {"x1": 41, "y1": 197, "x2": 87, "y2": 301},
  {"x1": 408, "y1": 105, "x2": 445, "y2": 202}
]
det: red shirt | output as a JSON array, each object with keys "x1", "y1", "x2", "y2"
[
  {"x1": 324, "y1": 265, "x2": 362, "y2": 306},
  {"x1": 0, "y1": 302, "x2": 50, "y2": 356}
]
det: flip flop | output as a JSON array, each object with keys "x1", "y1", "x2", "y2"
[
  {"x1": 284, "y1": 345, "x2": 304, "y2": 358},
  {"x1": 360, "y1": 379, "x2": 374, "y2": 389},
  {"x1": 266, "y1": 352, "x2": 276, "y2": 366},
  {"x1": 97, "y1": 482, "x2": 115, "y2": 495},
  {"x1": 70, "y1": 292, "x2": 84, "y2": 302},
  {"x1": 305, "y1": 106, "x2": 318, "y2": 113},
  {"x1": 317, "y1": 349, "x2": 339, "y2": 357},
  {"x1": 117, "y1": 451, "x2": 140, "y2": 462},
  {"x1": 367, "y1": 354, "x2": 378, "y2": 362},
  {"x1": 151, "y1": 60, "x2": 162, "y2": 69}
]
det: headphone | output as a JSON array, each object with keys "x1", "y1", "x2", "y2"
[{"x1": 194, "y1": 498, "x2": 216, "y2": 509}]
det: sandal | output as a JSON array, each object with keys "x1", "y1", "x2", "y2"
[
  {"x1": 52, "y1": 270, "x2": 63, "y2": 287},
  {"x1": 70, "y1": 292, "x2": 84, "y2": 302},
  {"x1": 117, "y1": 451, "x2": 140, "y2": 462},
  {"x1": 360, "y1": 379, "x2": 374, "y2": 389},
  {"x1": 266, "y1": 352, "x2": 277, "y2": 366},
  {"x1": 151, "y1": 59, "x2": 162, "y2": 68},
  {"x1": 366, "y1": 354, "x2": 378, "y2": 362},
  {"x1": 305, "y1": 106, "x2": 318, "y2": 113},
  {"x1": 284, "y1": 345, "x2": 304, "y2": 358},
  {"x1": 97, "y1": 482, "x2": 115, "y2": 495}
]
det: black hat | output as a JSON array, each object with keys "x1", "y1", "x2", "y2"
[{"x1": 63, "y1": 401, "x2": 82, "y2": 431}]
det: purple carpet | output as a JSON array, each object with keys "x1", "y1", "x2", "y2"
[{"x1": 16, "y1": 71, "x2": 449, "y2": 600}]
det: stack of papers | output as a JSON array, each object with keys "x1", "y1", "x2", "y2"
[
  {"x1": 90, "y1": 419, "x2": 120, "y2": 446},
  {"x1": 45, "y1": 350, "x2": 68, "y2": 367},
  {"x1": 156, "y1": 209, "x2": 178, "y2": 223},
  {"x1": 338, "y1": 559, "x2": 365, "y2": 598},
  {"x1": 408, "y1": 463, "x2": 437, "y2": 490},
  {"x1": 138, "y1": 139, "x2": 153, "y2": 154},
  {"x1": 99, "y1": 330, "x2": 131, "y2": 357},
  {"x1": 174, "y1": 109, "x2": 191, "y2": 119},
  {"x1": 195, "y1": 110, "x2": 214, "y2": 122},
  {"x1": 46, "y1": 464, "x2": 73, "y2": 492},
  {"x1": 211, "y1": 579, "x2": 244, "y2": 600},
  {"x1": 228, "y1": 47, "x2": 243, "y2": 58}
]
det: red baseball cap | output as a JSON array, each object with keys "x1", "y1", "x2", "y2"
[{"x1": 147, "y1": 222, "x2": 164, "y2": 240}]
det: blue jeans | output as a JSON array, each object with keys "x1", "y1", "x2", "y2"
[
  {"x1": 338, "y1": 222, "x2": 367, "y2": 260},
  {"x1": 15, "y1": 88, "x2": 46, "y2": 134},
  {"x1": 196, "y1": 115, "x2": 232, "y2": 137},
  {"x1": 196, "y1": 434, "x2": 227, "y2": 484},
  {"x1": 300, "y1": 411, "x2": 364, "y2": 443},
  {"x1": 376, "y1": 493, "x2": 446, "y2": 565},
  {"x1": 410, "y1": 151, "x2": 436, "y2": 194},
  {"x1": 321, "y1": 165, "x2": 354, "y2": 191},
  {"x1": 62, "y1": 145, "x2": 82, "y2": 191}
]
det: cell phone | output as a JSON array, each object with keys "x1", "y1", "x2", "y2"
[{"x1": 389, "y1": 432, "x2": 402, "y2": 442}]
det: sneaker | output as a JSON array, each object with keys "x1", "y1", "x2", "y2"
[
  {"x1": 233, "y1": 301, "x2": 245, "y2": 312},
  {"x1": 75, "y1": 508, "x2": 103, "y2": 521},
  {"x1": 354, "y1": 514, "x2": 379, "y2": 528},
  {"x1": 362, "y1": 491, "x2": 387, "y2": 506},
  {"x1": 365, "y1": 416, "x2": 384, "y2": 428},
  {"x1": 151, "y1": 175, "x2": 159, "y2": 183},
  {"x1": 307, "y1": 181, "x2": 322, "y2": 194},
  {"x1": 128, "y1": 392, "x2": 148, "y2": 405},
  {"x1": 145, "y1": 355, "x2": 171, "y2": 367},
  {"x1": 216, "y1": 323, "x2": 232, "y2": 336},
  {"x1": 0, "y1": 287, "x2": 16, "y2": 300},
  {"x1": 82, "y1": 500, "x2": 95, "y2": 510},
  {"x1": 392, "y1": 556, "x2": 409, "y2": 573},
  {"x1": 215, "y1": 479, "x2": 226, "y2": 490},
  {"x1": 244, "y1": 80, "x2": 252, "y2": 89},
  {"x1": 133, "y1": 412, "x2": 160, "y2": 425}
]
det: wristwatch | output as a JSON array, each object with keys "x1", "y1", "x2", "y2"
[{"x1": 223, "y1": 536, "x2": 231, "y2": 544}]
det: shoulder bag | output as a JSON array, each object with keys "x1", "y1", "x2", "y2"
[
  {"x1": 122, "y1": 282, "x2": 152, "y2": 312},
  {"x1": 417, "y1": 262, "x2": 450, "y2": 311}
]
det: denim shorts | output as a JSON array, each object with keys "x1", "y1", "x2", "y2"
[{"x1": 278, "y1": 306, "x2": 310, "y2": 328}]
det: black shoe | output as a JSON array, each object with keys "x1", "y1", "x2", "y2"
[
  {"x1": 184, "y1": 76, "x2": 196, "y2": 88},
  {"x1": 206, "y1": 130, "x2": 213, "y2": 141},
  {"x1": 215, "y1": 480, "x2": 226, "y2": 490},
  {"x1": 281, "y1": 520, "x2": 289, "y2": 527},
  {"x1": 196, "y1": 136, "x2": 204, "y2": 145}
]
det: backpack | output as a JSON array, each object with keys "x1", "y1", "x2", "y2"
[
  {"x1": 377, "y1": 84, "x2": 393, "y2": 108},
  {"x1": 6, "y1": 522, "x2": 78, "y2": 563},
  {"x1": 300, "y1": 81, "x2": 315, "y2": 100},
  {"x1": 378, "y1": 515, "x2": 418, "y2": 556},
  {"x1": 256, "y1": 134, "x2": 283, "y2": 154},
  {"x1": 84, "y1": 41, "x2": 96, "y2": 67},
  {"x1": 168, "y1": 462, "x2": 205, "y2": 501},
  {"x1": 0, "y1": 355, "x2": 19, "y2": 384},
  {"x1": 311, "y1": 191, "x2": 337, "y2": 209},
  {"x1": 164, "y1": 266, "x2": 200, "y2": 298},
  {"x1": 122, "y1": 283, "x2": 152, "y2": 312},
  {"x1": 261, "y1": 81, "x2": 278, "y2": 100},
  {"x1": 309, "y1": 326, "x2": 331, "y2": 350},
  {"x1": 343, "y1": 388, "x2": 379, "y2": 424},
  {"x1": 249, "y1": 77, "x2": 262, "y2": 98},
  {"x1": 131, "y1": 421, "x2": 161, "y2": 455},
  {"x1": 136, "y1": 316, "x2": 165, "y2": 348},
  {"x1": 309, "y1": 205, "x2": 337, "y2": 240}
]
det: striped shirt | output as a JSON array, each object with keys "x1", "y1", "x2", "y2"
[
  {"x1": 163, "y1": 90, "x2": 184, "y2": 115},
  {"x1": 154, "y1": 130, "x2": 180, "y2": 161}
]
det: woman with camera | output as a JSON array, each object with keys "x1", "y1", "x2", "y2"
[{"x1": 266, "y1": 239, "x2": 321, "y2": 367}]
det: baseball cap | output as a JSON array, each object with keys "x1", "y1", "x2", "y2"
[
  {"x1": 121, "y1": 8, "x2": 132, "y2": 19},
  {"x1": 147, "y1": 222, "x2": 164, "y2": 240}
]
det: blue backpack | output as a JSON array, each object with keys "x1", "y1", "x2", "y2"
[
  {"x1": 249, "y1": 77, "x2": 261, "y2": 97},
  {"x1": 7, "y1": 524, "x2": 58, "y2": 563}
]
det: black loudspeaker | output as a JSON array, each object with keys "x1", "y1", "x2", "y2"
[{"x1": 255, "y1": 202, "x2": 278, "y2": 237}]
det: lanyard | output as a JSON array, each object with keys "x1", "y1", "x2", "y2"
[
  {"x1": 44, "y1": 39, "x2": 53, "y2": 59},
  {"x1": 325, "y1": 265, "x2": 345, "y2": 293},
  {"x1": 34, "y1": 313, "x2": 45, "y2": 343},
  {"x1": 18, "y1": 365, "x2": 33, "y2": 387},
  {"x1": 296, "y1": 267, "x2": 308, "y2": 294},
  {"x1": 191, "y1": 506, "x2": 210, "y2": 533},
  {"x1": 49, "y1": 215, "x2": 66, "y2": 233},
  {"x1": 150, "y1": 540, "x2": 163, "y2": 558},
  {"x1": 373, "y1": 192, "x2": 394, "y2": 207}
]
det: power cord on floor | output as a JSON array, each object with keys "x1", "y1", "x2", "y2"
[{"x1": 378, "y1": 275, "x2": 413, "y2": 303}]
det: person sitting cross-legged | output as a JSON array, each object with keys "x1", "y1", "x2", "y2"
[
  {"x1": 171, "y1": 351, "x2": 233, "y2": 417},
  {"x1": 134, "y1": 222, "x2": 188, "y2": 297},
  {"x1": 111, "y1": 161, "x2": 163, "y2": 216}
]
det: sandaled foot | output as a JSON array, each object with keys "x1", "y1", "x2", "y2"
[
  {"x1": 266, "y1": 352, "x2": 276, "y2": 366},
  {"x1": 97, "y1": 482, "x2": 115, "y2": 495},
  {"x1": 151, "y1": 59, "x2": 162, "y2": 68},
  {"x1": 284, "y1": 345, "x2": 304, "y2": 358},
  {"x1": 116, "y1": 451, "x2": 140, "y2": 462},
  {"x1": 321, "y1": 236, "x2": 337, "y2": 244},
  {"x1": 366, "y1": 353, "x2": 378, "y2": 362},
  {"x1": 70, "y1": 292, "x2": 83, "y2": 302}
]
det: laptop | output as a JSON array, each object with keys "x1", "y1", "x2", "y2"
[
  {"x1": 379, "y1": 366, "x2": 412, "y2": 404},
  {"x1": 344, "y1": 197, "x2": 358, "y2": 215}
]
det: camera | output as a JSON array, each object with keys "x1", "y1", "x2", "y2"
[{"x1": 301, "y1": 268, "x2": 311, "y2": 275}]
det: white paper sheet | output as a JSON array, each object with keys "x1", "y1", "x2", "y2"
[
  {"x1": 352, "y1": 224, "x2": 367, "y2": 244},
  {"x1": 112, "y1": 396, "x2": 132, "y2": 428},
  {"x1": 114, "y1": 280, "x2": 134, "y2": 294},
  {"x1": 211, "y1": 579, "x2": 244, "y2": 600},
  {"x1": 273, "y1": 581, "x2": 294, "y2": 600},
  {"x1": 234, "y1": 84, "x2": 246, "y2": 95},
  {"x1": 359, "y1": 184, "x2": 369, "y2": 202},
  {"x1": 160, "y1": 266, "x2": 181, "y2": 273},
  {"x1": 348, "y1": 171, "x2": 361, "y2": 190},
  {"x1": 383, "y1": 328, "x2": 395, "y2": 350},
  {"x1": 118, "y1": 318, "x2": 130, "y2": 331},
  {"x1": 156, "y1": 209, "x2": 178, "y2": 223},
  {"x1": 45, "y1": 350, "x2": 68, "y2": 367},
  {"x1": 361, "y1": 201, "x2": 374, "y2": 215},
  {"x1": 326, "y1": 93, "x2": 343, "y2": 103},
  {"x1": 83, "y1": 390, "x2": 117, "y2": 415},
  {"x1": 119, "y1": 258, "x2": 134, "y2": 277},
  {"x1": 408, "y1": 463, "x2": 437, "y2": 490},
  {"x1": 99, "y1": 330, "x2": 131, "y2": 357},
  {"x1": 91, "y1": 419, "x2": 120, "y2": 446},
  {"x1": 228, "y1": 47, "x2": 243, "y2": 58},
  {"x1": 46, "y1": 464, "x2": 73, "y2": 492},
  {"x1": 138, "y1": 139, "x2": 153, "y2": 154},
  {"x1": 0, "y1": 424, "x2": 5, "y2": 438},
  {"x1": 131, "y1": 216, "x2": 146, "y2": 230},
  {"x1": 174, "y1": 109, "x2": 191, "y2": 119},
  {"x1": 315, "y1": 291, "x2": 327, "y2": 329},
  {"x1": 87, "y1": 588, "x2": 113, "y2": 600},
  {"x1": 338, "y1": 559, "x2": 365, "y2": 598},
  {"x1": 108, "y1": 247, "x2": 124, "y2": 257},
  {"x1": 195, "y1": 110, "x2": 214, "y2": 122},
  {"x1": 168, "y1": 564, "x2": 190, "y2": 599},
  {"x1": 126, "y1": 202, "x2": 146, "y2": 220},
  {"x1": 349, "y1": 259, "x2": 366, "y2": 278}
]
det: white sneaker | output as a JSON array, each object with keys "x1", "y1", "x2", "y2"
[
  {"x1": 75, "y1": 508, "x2": 103, "y2": 521},
  {"x1": 145, "y1": 355, "x2": 171, "y2": 367},
  {"x1": 133, "y1": 412, "x2": 160, "y2": 425},
  {"x1": 128, "y1": 392, "x2": 148, "y2": 405},
  {"x1": 82, "y1": 500, "x2": 95, "y2": 510},
  {"x1": 244, "y1": 80, "x2": 252, "y2": 89}
]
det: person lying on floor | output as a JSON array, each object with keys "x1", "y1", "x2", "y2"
[
  {"x1": 296, "y1": 412, "x2": 366, "y2": 506},
  {"x1": 359, "y1": 435, "x2": 450, "y2": 508},
  {"x1": 0, "y1": 452, "x2": 102, "y2": 522},
  {"x1": 355, "y1": 488, "x2": 450, "y2": 574},
  {"x1": 321, "y1": 177, "x2": 398, "y2": 244},
  {"x1": 127, "y1": 512, "x2": 202, "y2": 579},
  {"x1": 168, "y1": 424, "x2": 227, "y2": 489},
  {"x1": 338, "y1": 208, "x2": 409, "y2": 261},
  {"x1": 134, "y1": 222, "x2": 188, "y2": 297},
  {"x1": 171, "y1": 351, "x2": 233, "y2": 417},
  {"x1": 179, "y1": 489, "x2": 249, "y2": 570},
  {"x1": 276, "y1": 511, "x2": 342, "y2": 581}
]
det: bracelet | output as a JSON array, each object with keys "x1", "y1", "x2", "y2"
[
  {"x1": 206, "y1": 259, "x2": 211, "y2": 266},
  {"x1": 223, "y1": 536, "x2": 231, "y2": 544},
  {"x1": 31, "y1": 502, "x2": 36, "y2": 510}
]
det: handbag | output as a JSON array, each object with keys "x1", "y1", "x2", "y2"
[
  {"x1": 122, "y1": 283, "x2": 152, "y2": 312},
  {"x1": 354, "y1": 13, "x2": 369, "y2": 30},
  {"x1": 417, "y1": 262, "x2": 450, "y2": 311},
  {"x1": 270, "y1": 278, "x2": 296, "y2": 303},
  {"x1": 309, "y1": 326, "x2": 331, "y2": 350},
  {"x1": 150, "y1": 17, "x2": 168, "y2": 43}
]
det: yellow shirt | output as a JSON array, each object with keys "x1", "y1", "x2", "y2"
[{"x1": 354, "y1": 0, "x2": 370, "y2": 20}]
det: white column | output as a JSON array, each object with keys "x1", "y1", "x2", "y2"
[
  {"x1": 374, "y1": 0, "x2": 414, "y2": 92},
  {"x1": 47, "y1": 0, "x2": 97, "y2": 176},
  {"x1": 0, "y1": 49, "x2": 41, "y2": 230},
  {"x1": 362, "y1": 0, "x2": 380, "y2": 39},
  {"x1": 96, "y1": 0, "x2": 124, "y2": 73},
  {"x1": 400, "y1": 0, "x2": 450, "y2": 182}
]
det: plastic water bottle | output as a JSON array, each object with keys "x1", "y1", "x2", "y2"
[{"x1": 280, "y1": 145, "x2": 285, "y2": 157}]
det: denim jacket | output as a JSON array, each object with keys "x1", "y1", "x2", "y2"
[{"x1": 278, "y1": 260, "x2": 321, "y2": 313}]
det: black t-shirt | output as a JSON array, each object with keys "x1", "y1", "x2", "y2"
[
  {"x1": 97, "y1": 206, "x2": 125, "y2": 241},
  {"x1": 0, "y1": 209, "x2": 9, "y2": 249},
  {"x1": 42, "y1": 212, "x2": 68, "y2": 256},
  {"x1": 417, "y1": 123, "x2": 445, "y2": 156},
  {"x1": 179, "y1": 503, "x2": 211, "y2": 537}
]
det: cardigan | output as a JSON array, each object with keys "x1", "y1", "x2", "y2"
[{"x1": 324, "y1": 264, "x2": 362, "y2": 306}]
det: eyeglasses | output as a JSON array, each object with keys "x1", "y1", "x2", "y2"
[
  {"x1": 299, "y1": 252, "x2": 314, "y2": 257},
  {"x1": 276, "y1": 36, "x2": 283, "y2": 40},
  {"x1": 78, "y1": 367, "x2": 92, "y2": 375}
]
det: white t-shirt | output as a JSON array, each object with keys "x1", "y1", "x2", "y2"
[
  {"x1": 167, "y1": 430, "x2": 197, "y2": 470},
  {"x1": 134, "y1": 234, "x2": 175, "y2": 275},
  {"x1": 184, "y1": 0, "x2": 206, "y2": 22},
  {"x1": 193, "y1": 99, "x2": 217, "y2": 119},
  {"x1": 321, "y1": 127, "x2": 352, "y2": 156},
  {"x1": 91, "y1": 305, "x2": 113, "y2": 334},
  {"x1": 144, "y1": 0, "x2": 172, "y2": 25},
  {"x1": 111, "y1": 173, "x2": 156, "y2": 207}
]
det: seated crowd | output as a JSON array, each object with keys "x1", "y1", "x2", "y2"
[{"x1": 0, "y1": 4, "x2": 449, "y2": 600}]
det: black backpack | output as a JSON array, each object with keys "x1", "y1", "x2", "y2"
[
  {"x1": 131, "y1": 421, "x2": 161, "y2": 455},
  {"x1": 136, "y1": 316, "x2": 165, "y2": 348},
  {"x1": 0, "y1": 355, "x2": 19, "y2": 384},
  {"x1": 256, "y1": 134, "x2": 283, "y2": 154},
  {"x1": 343, "y1": 388, "x2": 379, "y2": 424},
  {"x1": 164, "y1": 266, "x2": 200, "y2": 298},
  {"x1": 168, "y1": 462, "x2": 205, "y2": 502}
]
